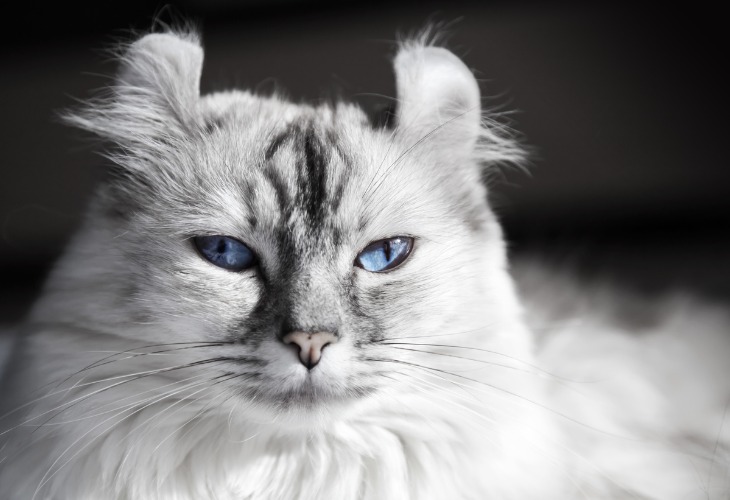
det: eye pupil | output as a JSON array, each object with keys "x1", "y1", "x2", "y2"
[
  {"x1": 194, "y1": 235, "x2": 256, "y2": 272},
  {"x1": 356, "y1": 236, "x2": 413, "y2": 273}
]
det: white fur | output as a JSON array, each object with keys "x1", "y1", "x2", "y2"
[{"x1": 0, "y1": 31, "x2": 728, "y2": 500}]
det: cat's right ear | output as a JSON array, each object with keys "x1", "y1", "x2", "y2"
[
  {"x1": 117, "y1": 32, "x2": 203, "y2": 124},
  {"x1": 64, "y1": 31, "x2": 203, "y2": 146}
]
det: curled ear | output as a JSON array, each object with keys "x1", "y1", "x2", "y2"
[
  {"x1": 117, "y1": 32, "x2": 203, "y2": 123},
  {"x1": 64, "y1": 31, "x2": 204, "y2": 148},
  {"x1": 394, "y1": 43, "x2": 481, "y2": 157},
  {"x1": 393, "y1": 40, "x2": 524, "y2": 168}
]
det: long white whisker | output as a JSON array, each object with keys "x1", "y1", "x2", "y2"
[
  {"x1": 1, "y1": 358, "x2": 228, "y2": 437},
  {"x1": 31, "y1": 371, "x2": 222, "y2": 499}
]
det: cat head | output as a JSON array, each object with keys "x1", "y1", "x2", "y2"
[{"x1": 40, "y1": 30, "x2": 529, "y2": 423}]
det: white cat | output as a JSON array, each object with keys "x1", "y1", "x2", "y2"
[{"x1": 0, "y1": 30, "x2": 728, "y2": 499}]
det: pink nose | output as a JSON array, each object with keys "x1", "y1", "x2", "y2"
[{"x1": 282, "y1": 331, "x2": 338, "y2": 369}]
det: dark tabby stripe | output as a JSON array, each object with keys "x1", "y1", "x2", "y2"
[
  {"x1": 261, "y1": 118, "x2": 354, "y2": 228},
  {"x1": 298, "y1": 125, "x2": 329, "y2": 226}
]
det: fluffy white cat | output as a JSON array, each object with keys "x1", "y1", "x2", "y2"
[{"x1": 0, "y1": 30, "x2": 727, "y2": 499}]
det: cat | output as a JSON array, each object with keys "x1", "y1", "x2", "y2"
[{"x1": 0, "y1": 28, "x2": 728, "y2": 499}]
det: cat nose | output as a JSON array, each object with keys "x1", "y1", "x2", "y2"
[{"x1": 282, "y1": 331, "x2": 338, "y2": 370}]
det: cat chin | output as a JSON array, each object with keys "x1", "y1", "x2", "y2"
[
  {"x1": 231, "y1": 389, "x2": 374, "y2": 431},
  {"x1": 213, "y1": 363, "x2": 379, "y2": 428}
]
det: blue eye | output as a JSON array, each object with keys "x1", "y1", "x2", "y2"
[
  {"x1": 355, "y1": 237, "x2": 414, "y2": 273},
  {"x1": 193, "y1": 236, "x2": 256, "y2": 272}
]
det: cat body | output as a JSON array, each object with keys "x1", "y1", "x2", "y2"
[{"x1": 0, "y1": 31, "x2": 727, "y2": 499}]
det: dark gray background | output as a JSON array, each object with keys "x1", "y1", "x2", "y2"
[{"x1": 1, "y1": 1, "x2": 728, "y2": 327}]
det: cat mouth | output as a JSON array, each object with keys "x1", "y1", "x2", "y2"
[
  {"x1": 239, "y1": 375, "x2": 376, "y2": 411},
  {"x1": 219, "y1": 342, "x2": 375, "y2": 409}
]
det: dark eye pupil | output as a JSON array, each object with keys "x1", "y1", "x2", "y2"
[{"x1": 383, "y1": 241, "x2": 391, "y2": 262}]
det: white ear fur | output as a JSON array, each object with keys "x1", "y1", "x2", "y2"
[
  {"x1": 394, "y1": 44, "x2": 482, "y2": 156},
  {"x1": 117, "y1": 32, "x2": 203, "y2": 122},
  {"x1": 63, "y1": 32, "x2": 204, "y2": 148}
]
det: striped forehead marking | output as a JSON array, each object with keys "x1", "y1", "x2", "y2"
[{"x1": 261, "y1": 120, "x2": 352, "y2": 227}]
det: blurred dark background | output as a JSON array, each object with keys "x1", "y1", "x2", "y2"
[{"x1": 1, "y1": 1, "x2": 728, "y2": 326}]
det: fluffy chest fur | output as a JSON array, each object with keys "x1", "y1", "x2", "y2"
[{"x1": 3, "y1": 374, "x2": 564, "y2": 499}]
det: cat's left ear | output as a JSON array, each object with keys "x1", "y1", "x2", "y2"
[
  {"x1": 393, "y1": 43, "x2": 481, "y2": 159},
  {"x1": 392, "y1": 42, "x2": 523, "y2": 170}
]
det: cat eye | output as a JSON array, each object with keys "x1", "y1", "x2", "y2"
[
  {"x1": 193, "y1": 235, "x2": 256, "y2": 272},
  {"x1": 355, "y1": 237, "x2": 414, "y2": 273}
]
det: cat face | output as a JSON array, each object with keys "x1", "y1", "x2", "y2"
[{"x1": 47, "y1": 32, "x2": 525, "y2": 420}]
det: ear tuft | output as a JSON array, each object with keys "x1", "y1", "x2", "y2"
[
  {"x1": 118, "y1": 32, "x2": 203, "y2": 111},
  {"x1": 62, "y1": 31, "x2": 204, "y2": 153},
  {"x1": 392, "y1": 38, "x2": 525, "y2": 171},
  {"x1": 394, "y1": 43, "x2": 481, "y2": 153}
]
